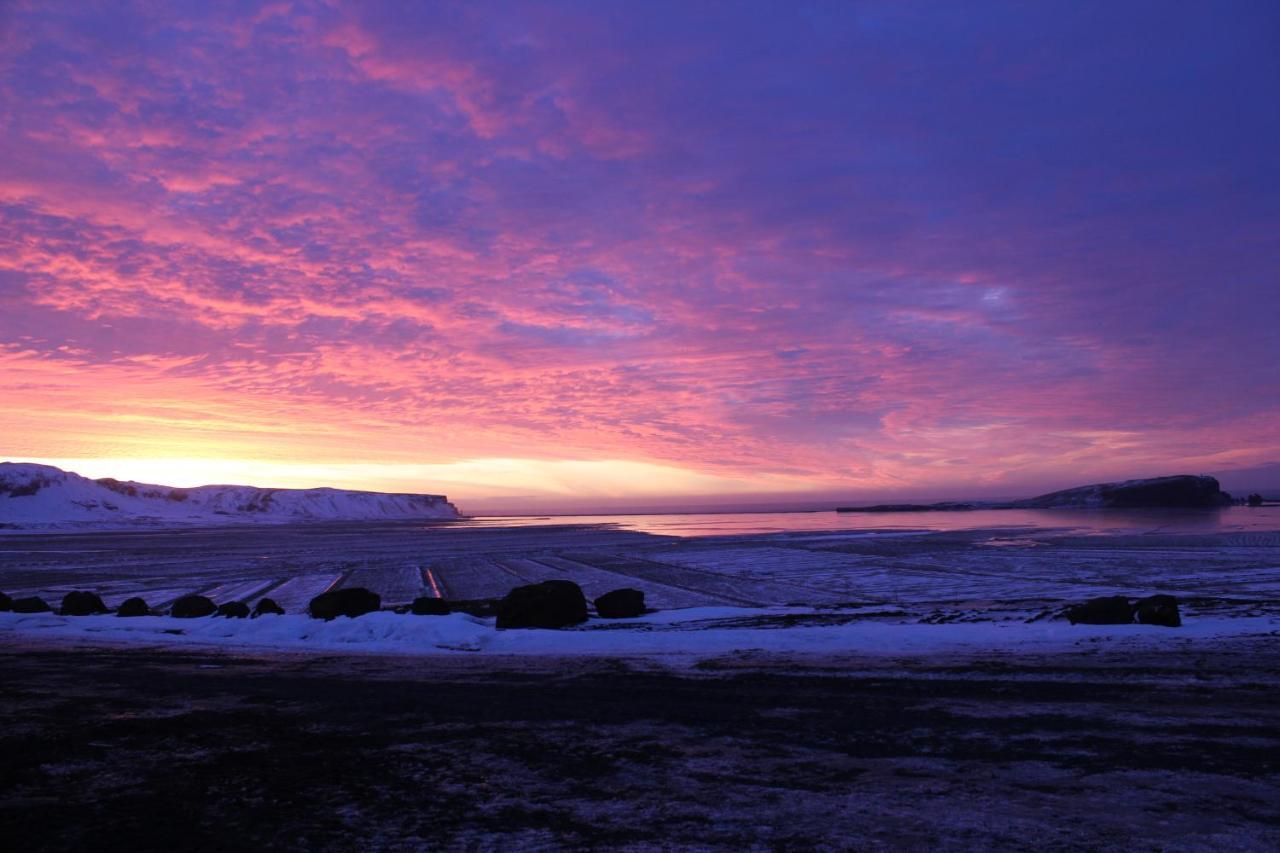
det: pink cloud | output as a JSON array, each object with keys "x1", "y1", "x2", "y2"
[{"x1": 0, "y1": 1, "x2": 1276, "y2": 504}]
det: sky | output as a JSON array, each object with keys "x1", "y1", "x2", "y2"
[{"x1": 1, "y1": 1, "x2": 1277, "y2": 512}]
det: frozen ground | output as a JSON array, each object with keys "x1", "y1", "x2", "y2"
[
  {"x1": 1, "y1": 643, "x2": 1277, "y2": 850},
  {"x1": 1, "y1": 520, "x2": 1278, "y2": 659}
]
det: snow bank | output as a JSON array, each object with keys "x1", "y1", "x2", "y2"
[
  {"x1": 2, "y1": 607, "x2": 1276, "y2": 661},
  {"x1": 0, "y1": 462, "x2": 460, "y2": 530}
]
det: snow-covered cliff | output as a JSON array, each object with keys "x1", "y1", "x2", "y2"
[{"x1": 0, "y1": 463, "x2": 461, "y2": 531}]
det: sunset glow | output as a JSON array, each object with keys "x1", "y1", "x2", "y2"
[{"x1": 2, "y1": 1, "x2": 1277, "y2": 510}]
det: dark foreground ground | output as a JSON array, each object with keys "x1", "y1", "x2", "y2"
[{"x1": 1, "y1": 642, "x2": 1278, "y2": 851}]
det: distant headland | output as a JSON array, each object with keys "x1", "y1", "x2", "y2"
[{"x1": 837, "y1": 475, "x2": 1235, "y2": 513}]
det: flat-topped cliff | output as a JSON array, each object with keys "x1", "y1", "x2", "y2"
[
  {"x1": 838, "y1": 475, "x2": 1233, "y2": 513},
  {"x1": 0, "y1": 463, "x2": 461, "y2": 530}
]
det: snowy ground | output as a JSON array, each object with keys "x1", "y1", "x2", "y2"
[
  {"x1": 4, "y1": 607, "x2": 1279, "y2": 662},
  {"x1": 1, "y1": 520, "x2": 1278, "y2": 659},
  {"x1": 2, "y1": 642, "x2": 1277, "y2": 850}
]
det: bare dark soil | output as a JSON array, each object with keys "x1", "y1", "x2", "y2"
[{"x1": 1, "y1": 643, "x2": 1278, "y2": 850}]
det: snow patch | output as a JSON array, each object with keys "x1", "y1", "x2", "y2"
[{"x1": 2, "y1": 607, "x2": 1275, "y2": 661}]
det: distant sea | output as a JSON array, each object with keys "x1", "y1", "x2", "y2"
[{"x1": 466, "y1": 506, "x2": 1280, "y2": 538}]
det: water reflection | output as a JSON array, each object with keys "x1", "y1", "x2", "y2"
[{"x1": 464, "y1": 506, "x2": 1280, "y2": 538}]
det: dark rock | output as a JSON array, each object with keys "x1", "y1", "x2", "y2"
[
  {"x1": 410, "y1": 596, "x2": 451, "y2": 616},
  {"x1": 309, "y1": 587, "x2": 381, "y2": 620},
  {"x1": 1247, "y1": 493, "x2": 1264, "y2": 507},
  {"x1": 252, "y1": 598, "x2": 285, "y2": 617},
  {"x1": 216, "y1": 601, "x2": 250, "y2": 619},
  {"x1": 497, "y1": 580, "x2": 588, "y2": 629},
  {"x1": 11, "y1": 596, "x2": 51, "y2": 614},
  {"x1": 117, "y1": 597, "x2": 150, "y2": 617},
  {"x1": 60, "y1": 590, "x2": 109, "y2": 616},
  {"x1": 1134, "y1": 594, "x2": 1181, "y2": 628},
  {"x1": 0, "y1": 591, "x2": 11, "y2": 612},
  {"x1": 170, "y1": 595, "x2": 217, "y2": 618},
  {"x1": 1065, "y1": 596, "x2": 1133, "y2": 625},
  {"x1": 444, "y1": 598, "x2": 500, "y2": 618},
  {"x1": 594, "y1": 588, "x2": 646, "y2": 618}
]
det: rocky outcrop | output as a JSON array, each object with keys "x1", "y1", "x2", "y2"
[
  {"x1": 497, "y1": 580, "x2": 588, "y2": 629},
  {"x1": 170, "y1": 595, "x2": 217, "y2": 618},
  {"x1": 252, "y1": 598, "x2": 285, "y2": 617},
  {"x1": 594, "y1": 588, "x2": 646, "y2": 618},
  {"x1": 410, "y1": 597, "x2": 451, "y2": 616},
  {"x1": 1020, "y1": 476, "x2": 1231, "y2": 509},
  {"x1": 309, "y1": 587, "x2": 381, "y2": 620},
  {"x1": 117, "y1": 597, "x2": 151, "y2": 617},
  {"x1": 60, "y1": 590, "x2": 109, "y2": 616},
  {"x1": 11, "y1": 596, "x2": 51, "y2": 613}
]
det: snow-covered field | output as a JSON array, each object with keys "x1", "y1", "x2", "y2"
[{"x1": 2, "y1": 517, "x2": 1278, "y2": 660}]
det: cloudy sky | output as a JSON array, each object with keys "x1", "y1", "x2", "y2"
[{"x1": 1, "y1": 1, "x2": 1276, "y2": 510}]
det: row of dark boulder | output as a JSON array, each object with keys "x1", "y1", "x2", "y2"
[
  {"x1": 0, "y1": 580, "x2": 647, "y2": 630},
  {"x1": 0, "y1": 589, "x2": 291, "y2": 619},
  {"x1": 306, "y1": 580, "x2": 644, "y2": 628},
  {"x1": 1065, "y1": 594, "x2": 1182, "y2": 627},
  {"x1": 1, "y1": 585, "x2": 1186, "y2": 629}
]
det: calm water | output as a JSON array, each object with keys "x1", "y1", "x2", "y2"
[{"x1": 468, "y1": 506, "x2": 1280, "y2": 538}]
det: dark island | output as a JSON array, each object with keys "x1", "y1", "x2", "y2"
[{"x1": 838, "y1": 474, "x2": 1233, "y2": 513}]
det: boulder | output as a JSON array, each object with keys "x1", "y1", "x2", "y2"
[
  {"x1": 252, "y1": 598, "x2": 285, "y2": 617},
  {"x1": 410, "y1": 596, "x2": 451, "y2": 616},
  {"x1": 11, "y1": 596, "x2": 51, "y2": 614},
  {"x1": 309, "y1": 587, "x2": 381, "y2": 620},
  {"x1": 60, "y1": 590, "x2": 109, "y2": 616},
  {"x1": 1134, "y1": 594, "x2": 1181, "y2": 628},
  {"x1": 1247, "y1": 493, "x2": 1264, "y2": 507},
  {"x1": 496, "y1": 580, "x2": 588, "y2": 629},
  {"x1": 0, "y1": 591, "x2": 11, "y2": 612},
  {"x1": 594, "y1": 588, "x2": 646, "y2": 618},
  {"x1": 116, "y1": 597, "x2": 151, "y2": 617},
  {"x1": 1065, "y1": 596, "x2": 1133, "y2": 625},
  {"x1": 443, "y1": 598, "x2": 501, "y2": 618},
  {"x1": 170, "y1": 594, "x2": 217, "y2": 618},
  {"x1": 216, "y1": 601, "x2": 250, "y2": 619}
]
